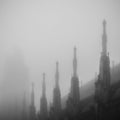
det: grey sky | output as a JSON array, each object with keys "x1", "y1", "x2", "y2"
[{"x1": 0, "y1": 0, "x2": 120, "y2": 111}]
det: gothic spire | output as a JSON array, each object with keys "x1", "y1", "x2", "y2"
[
  {"x1": 53, "y1": 61, "x2": 61, "y2": 113},
  {"x1": 69, "y1": 46, "x2": 80, "y2": 105},
  {"x1": 73, "y1": 46, "x2": 77, "y2": 77},
  {"x1": 55, "y1": 61, "x2": 59, "y2": 88},
  {"x1": 40, "y1": 73, "x2": 48, "y2": 118},
  {"x1": 31, "y1": 82, "x2": 35, "y2": 107},
  {"x1": 42, "y1": 73, "x2": 46, "y2": 98},
  {"x1": 102, "y1": 19, "x2": 107, "y2": 55}
]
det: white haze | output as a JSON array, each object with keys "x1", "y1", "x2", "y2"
[{"x1": 0, "y1": 0, "x2": 120, "y2": 111}]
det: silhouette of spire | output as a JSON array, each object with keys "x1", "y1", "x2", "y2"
[
  {"x1": 95, "y1": 20, "x2": 111, "y2": 105},
  {"x1": 31, "y1": 82, "x2": 35, "y2": 107},
  {"x1": 42, "y1": 73, "x2": 46, "y2": 98},
  {"x1": 73, "y1": 46, "x2": 77, "y2": 77},
  {"x1": 40, "y1": 73, "x2": 48, "y2": 119},
  {"x1": 102, "y1": 19, "x2": 107, "y2": 55},
  {"x1": 53, "y1": 61, "x2": 61, "y2": 113},
  {"x1": 69, "y1": 46, "x2": 80, "y2": 106},
  {"x1": 100, "y1": 20, "x2": 110, "y2": 87},
  {"x1": 55, "y1": 61, "x2": 59, "y2": 88}
]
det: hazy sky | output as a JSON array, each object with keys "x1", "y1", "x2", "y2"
[{"x1": 0, "y1": 0, "x2": 120, "y2": 111}]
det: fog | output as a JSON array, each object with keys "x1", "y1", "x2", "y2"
[{"x1": 0, "y1": 0, "x2": 120, "y2": 111}]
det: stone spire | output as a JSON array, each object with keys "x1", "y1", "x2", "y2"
[
  {"x1": 95, "y1": 20, "x2": 111, "y2": 105},
  {"x1": 42, "y1": 73, "x2": 46, "y2": 98},
  {"x1": 55, "y1": 61, "x2": 59, "y2": 88},
  {"x1": 100, "y1": 20, "x2": 110, "y2": 88},
  {"x1": 69, "y1": 46, "x2": 80, "y2": 105},
  {"x1": 31, "y1": 83, "x2": 35, "y2": 107},
  {"x1": 73, "y1": 46, "x2": 77, "y2": 77},
  {"x1": 102, "y1": 19, "x2": 107, "y2": 55},
  {"x1": 40, "y1": 73, "x2": 48, "y2": 119},
  {"x1": 53, "y1": 61, "x2": 61, "y2": 114}
]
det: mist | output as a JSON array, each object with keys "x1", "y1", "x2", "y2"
[{"x1": 0, "y1": 0, "x2": 120, "y2": 113}]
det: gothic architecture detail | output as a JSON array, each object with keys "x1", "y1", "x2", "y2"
[
  {"x1": 40, "y1": 73, "x2": 48, "y2": 120},
  {"x1": 95, "y1": 19, "x2": 111, "y2": 104},
  {"x1": 30, "y1": 83, "x2": 36, "y2": 120},
  {"x1": 53, "y1": 61, "x2": 61, "y2": 113},
  {"x1": 70, "y1": 46, "x2": 80, "y2": 105}
]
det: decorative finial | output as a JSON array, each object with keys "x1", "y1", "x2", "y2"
[
  {"x1": 42, "y1": 72, "x2": 46, "y2": 97},
  {"x1": 56, "y1": 61, "x2": 59, "y2": 75},
  {"x1": 103, "y1": 19, "x2": 107, "y2": 33},
  {"x1": 55, "y1": 61, "x2": 59, "y2": 87},
  {"x1": 73, "y1": 46, "x2": 77, "y2": 76},
  {"x1": 102, "y1": 19, "x2": 107, "y2": 55},
  {"x1": 74, "y1": 46, "x2": 77, "y2": 58}
]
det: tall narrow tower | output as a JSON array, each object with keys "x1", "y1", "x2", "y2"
[
  {"x1": 95, "y1": 20, "x2": 111, "y2": 103},
  {"x1": 100, "y1": 20, "x2": 110, "y2": 88},
  {"x1": 102, "y1": 20, "x2": 107, "y2": 55},
  {"x1": 53, "y1": 61, "x2": 61, "y2": 113},
  {"x1": 73, "y1": 47, "x2": 77, "y2": 77},
  {"x1": 70, "y1": 46, "x2": 80, "y2": 105},
  {"x1": 40, "y1": 73, "x2": 48, "y2": 119},
  {"x1": 30, "y1": 83, "x2": 36, "y2": 120}
]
